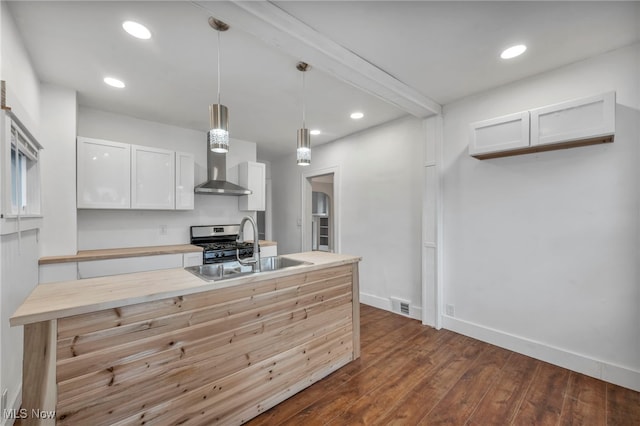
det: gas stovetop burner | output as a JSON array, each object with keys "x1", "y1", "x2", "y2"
[
  {"x1": 197, "y1": 241, "x2": 254, "y2": 251},
  {"x1": 190, "y1": 224, "x2": 257, "y2": 264}
]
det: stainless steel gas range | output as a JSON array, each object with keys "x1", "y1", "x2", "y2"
[{"x1": 190, "y1": 225, "x2": 256, "y2": 264}]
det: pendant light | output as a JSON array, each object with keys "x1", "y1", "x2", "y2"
[
  {"x1": 208, "y1": 17, "x2": 230, "y2": 153},
  {"x1": 296, "y1": 62, "x2": 311, "y2": 166}
]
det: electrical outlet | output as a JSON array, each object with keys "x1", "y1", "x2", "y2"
[
  {"x1": 159, "y1": 224, "x2": 168, "y2": 235},
  {"x1": 445, "y1": 304, "x2": 455, "y2": 317}
]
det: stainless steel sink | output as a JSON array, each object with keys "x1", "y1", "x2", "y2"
[
  {"x1": 259, "y1": 256, "x2": 311, "y2": 272},
  {"x1": 185, "y1": 256, "x2": 311, "y2": 282}
]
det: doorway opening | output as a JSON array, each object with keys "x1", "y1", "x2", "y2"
[
  {"x1": 310, "y1": 174, "x2": 333, "y2": 252},
  {"x1": 301, "y1": 167, "x2": 340, "y2": 253}
]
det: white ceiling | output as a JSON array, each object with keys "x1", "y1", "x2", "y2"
[{"x1": 6, "y1": 1, "x2": 640, "y2": 161}]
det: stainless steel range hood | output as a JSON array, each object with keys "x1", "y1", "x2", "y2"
[{"x1": 194, "y1": 149, "x2": 251, "y2": 195}]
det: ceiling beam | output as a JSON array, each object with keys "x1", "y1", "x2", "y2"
[{"x1": 194, "y1": 0, "x2": 441, "y2": 117}]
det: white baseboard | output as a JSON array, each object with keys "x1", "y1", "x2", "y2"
[
  {"x1": 442, "y1": 315, "x2": 640, "y2": 392},
  {"x1": 360, "y1": 292, "x2": 422, "y2": 321}
]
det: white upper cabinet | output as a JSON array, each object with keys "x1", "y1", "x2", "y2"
[
  {"x1": 530, "y1": 91, "x2": 615, "y2": 147},
  {"x1": 469, "y1": 112, "x2": 530, "y2": 157},
  {"x1": 77, "y1": 137, "x2": 131, "y2": 209},
  {"x1": 78, "y1": 138, "x2": 194, "y2": 210},
  {"x1": 469, "y1": 91, "x2": 615, "y2": 159},
  {"x1": 238, "y1": 161, "x2": 265, "y2": 211},
  {"x1": 131, "y1": 145, "x2": 175, "y2": 209},
  {"x1": 175, "y1": 151, "x2": 195, "y2": 210}
]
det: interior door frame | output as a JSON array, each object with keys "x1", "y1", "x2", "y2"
[{"x1": 300, "y1": 166, "x2": 341, "y2": 254}]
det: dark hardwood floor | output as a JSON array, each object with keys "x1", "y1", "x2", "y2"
[{"x1": 246, "y1": 304, "x2": 640, "y2": 426}]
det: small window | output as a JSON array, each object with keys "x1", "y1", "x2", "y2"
[{"x1": 7, "y1": 121, "x2": 40, "y2": 216}]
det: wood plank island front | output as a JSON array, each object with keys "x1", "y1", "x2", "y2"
[{"x1": 11, "y1": 252, "x2": 361, "y2": 426}]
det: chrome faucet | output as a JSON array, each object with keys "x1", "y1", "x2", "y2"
[{"x1": 236, "y1": 216, "x2": 261, "y2": 271}]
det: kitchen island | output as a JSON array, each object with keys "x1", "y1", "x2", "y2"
[{"x1": 11, "y1": 252, "x2": 361, "y2": 426}]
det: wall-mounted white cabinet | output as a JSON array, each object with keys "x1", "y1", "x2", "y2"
[
  {"x1": 77, "y1": 137, "x2": 194, "y2": 210},
  {"x1": 469, "y1": 91, "x2": 615, "y2": 159},
  {"x1": 238, "y1": 161, "x2": 266, "y2": 211},
  {"x1": 131, "y1": 145, "x2": 175, "y2": 209},
  {"x1": 77, "y1": 137, "x2": 131, "y2": 209},
  {"x1": 469, "y1": 112, "x2": 530, "y2": 157},
  {"x1": 176, "y1": 152, "x2": 195, "y2": 210},
  {"x1": 530, "y1": 92, "x2": 615, "y2": 147}
]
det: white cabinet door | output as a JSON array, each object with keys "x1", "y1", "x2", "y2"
[
  {"x1": 238, "y1": 161, "x2": 266, "y2": 211},
  {"x1": 77, "y1": 137, "x2": 131, "y2": 208},
  {"x1": 530, "y1": 92, "x2": 615, "y2": 147},
  {"x1": 183, "y1": 252, "x2": 203, "y2": 267},
  {"x1": 260, "y1": 245, "x2": 277, "y2": 258},
  {"x1": 469, "y1": 112, "x2": 530, "y2": 157},
  {"x1": 77, "y1": 254, "x2": 183, "y2": 279},
  {"x1": 131, "y1": 145, "x2": 175, "y2": 209},
  {"x1": 175, "y1": 152, "x2": 195, "y2": 210}
]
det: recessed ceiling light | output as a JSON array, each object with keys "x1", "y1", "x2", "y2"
[
  {"x1": 310, "y1": 129, "x2": 321, "y2": 136},
  {"x1": 104, "y1": 77, "x2": 125, "y2": 88},
  {"x1": 122, "y1": 21, "x2": 151, "y2": 40},
  {"x1": 500, "y1": 44, "x2": 527, "y2": 60},
  {"x1": 350, "y1": 112, "x2": 364, "y2": 119}
]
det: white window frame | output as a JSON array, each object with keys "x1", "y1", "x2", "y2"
[{"x1": 1, "y1": 110, "x2": 43, "y2": 234}]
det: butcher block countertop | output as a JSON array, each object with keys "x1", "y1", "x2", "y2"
[
  {"x1": 38, "y1": 244, "x2": 203, "y2": 265},
  {"x1": 11, "y1": 251, "x2": 360, "y2": 327}
]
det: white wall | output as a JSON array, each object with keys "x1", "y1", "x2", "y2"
[
  {"x1": 271, "y1": 116, "x2": 425, "y2": 318},
  {"x1": 0, "y1": 231, "x2": 38, "y2": 422},
  {"x1": 77, "y1": 107, "x2": 258, "y2": 249},
  {"x1": 0, "y1": 4, "x2": 41, "y2": 422},
  {"x1": 39, "y1": 84, "x2": 77, "y2": 256},
  {"x1": 441, "y1": 44, "x2": 640, "y2": 391},
  {"x1": 0, "y1": 2, "x2": 39, "y2": 132}
]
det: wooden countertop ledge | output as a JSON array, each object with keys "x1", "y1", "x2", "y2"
[
  {"x1": 39, "y1": 244, "x2": 203, "y2": 265},
  {"x1": 12, "y1": 251, "x2": 360, "y2": 327}
]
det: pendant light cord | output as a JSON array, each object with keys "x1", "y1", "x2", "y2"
[
  {"x1": 217, "y1": 30, "x2": 221, "y2": 104},
  {"x1": 302, "y1": 70, "x2": 306, "y2": 128}
]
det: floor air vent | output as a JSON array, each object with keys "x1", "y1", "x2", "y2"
[
  {"x1": 391, "y1": 297, "x2": 411, "y2": 317},
  {"x1": 400, "y1": 302, "x2": 410, "y2": 315}
]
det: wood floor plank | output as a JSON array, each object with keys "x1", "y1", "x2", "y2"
[
  {"x1": 418, "y1": 344, "x2": 513, "y2": 425},
  {"x1": 266, "y1": 323, "x2": 434, "y2": 426},
  {"x1": 466, "y1": 352, "x2": 539, "y2": 425},
  {"x1": 559, "y1": 372, "x2": 607, "y2": 426},
  {"x1": 376, "y1": 334, "x2": 487, "y2": 425},
  {"x1": 606, "y1": 383, "x2": 640, "y2": 426},
  {"x1": 325, "y1": 329, "x2": 457, "y2": 425},
  {"x1": 511, "y1": 361, "x2": 571, "y2": 425},
  {"x1": 244, "y1": 315, "x2": 425, "y2": 426}
]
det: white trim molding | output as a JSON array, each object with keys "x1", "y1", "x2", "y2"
[{"x1": 443, "y1": 315, "x2": 640, "y2": 392}]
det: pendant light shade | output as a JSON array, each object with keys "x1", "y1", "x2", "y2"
[
  {"x1": 209, "y1": 17, "x2": 230, "y2": 153},
  {"x1": 208, "y1": 104, "x2": 229, "y2": 153},
  {"x1": 296, "y1": 62, "x2": 311, "y2": 166},
  {"x1": 297, "y1": 128, "x2": 311, "y2": 166}
]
